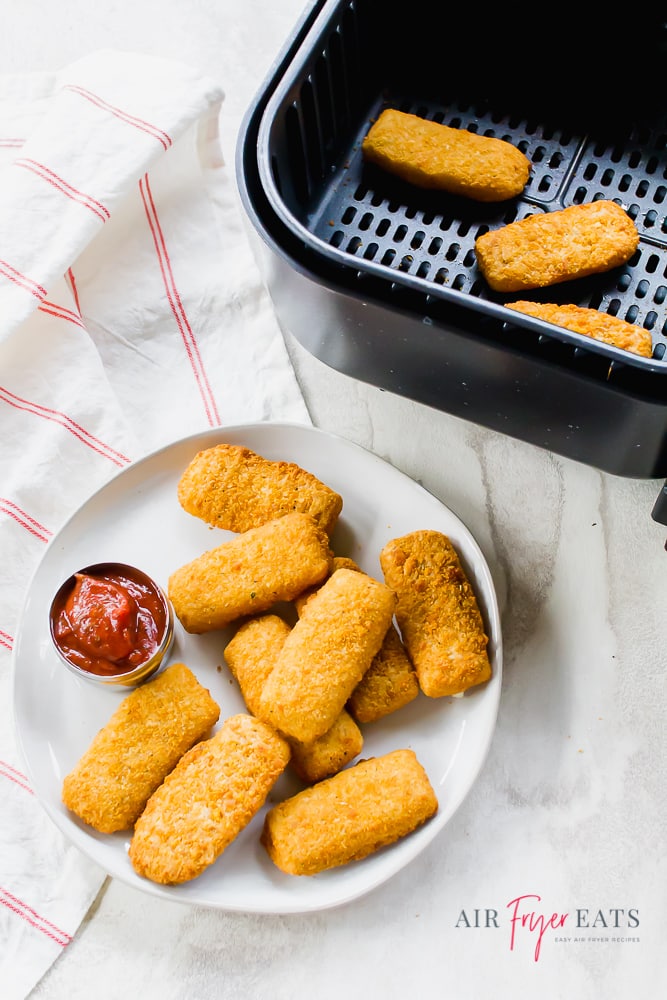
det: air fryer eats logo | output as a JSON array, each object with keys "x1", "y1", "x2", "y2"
[{"x1": 455, "y1": 894, "x2": 640, "y2": 961}]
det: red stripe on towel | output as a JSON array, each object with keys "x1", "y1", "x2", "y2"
[
  {"x1": 38, "y1": 300, "x2": 86, "y2": 329},
  {"x1": 0, "y1": 888, "x2": 71, "y2": 947},
  {"x1": 66, "y1": 268, "x2": 82, "y2": 314},
  {"x1": 0, "y1": 759, "x2": 32, "y2": 793},
  {"x1": 0, "y1": 258, "x2": 47, "y2": 300},
  {"x1": 0, "y1": 386, "x2": 130, "y2": 467},
  {"x1": 139, "y1": 172, "x2": 220, "y2": 425},
  {"x1": 0, "y1": 499, "x2": 51, "y2": 543},
  {"x1": 14, "y1": 158, "x2": 110, "y2": 223},
  {"x1": 63, "y1": 84, "x2": 172, "y2": 150}
]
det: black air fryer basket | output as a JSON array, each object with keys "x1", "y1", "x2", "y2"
[{"x1": 236, "y1": 0, "x2": 667, "y2": 522}]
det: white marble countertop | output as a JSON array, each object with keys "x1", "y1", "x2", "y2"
[{"x1": 4, "y1": 2, "x2": 666, "y2": 998}]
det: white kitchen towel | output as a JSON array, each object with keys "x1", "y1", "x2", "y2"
[{"x1": 0, "y1": 50, "x2": 309, "y2": 1000}]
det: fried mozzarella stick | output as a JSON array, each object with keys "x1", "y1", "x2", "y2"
[
  {"x1": 380, "y1": 530, "x2": 491, "y2": 698},
  {"x1": 177, "y1": 443, "x2": 343, "y2": 535},
  {"x1": 474, "y1": 200, "x2": 639, "y2": 292},
  {"x1": 168, "y1": 512, "x2": 332, "y2": 633},
  {"x1": 506, "y1": 301, "x2": 652, "y2": 358},
  {"x1": 258, "y1": 568, "x2": 396, "y2": 743},
  {"x1": 261, "y1": 749, "x2": 438, "y2": 875},
  {"x1": 61, "y1": 663, "x2": 220, "y2": 833},
  {"x1": 129, "y1": 713, "x2": 290, "y2": 885},
  {"x1": 296, "y1": 556, "x2": 419, "y2": 723},
  {"x1": 362, "y1": 108, "x2": 530, "y2": 202},
  {"x1": 347, "y1": 625, "x2": 419, "y2": 723},
  {"x1": 224, "y1": 614, "x2": 363, "y2": 783},
  {"x1": 224, "y1": 614, "x2": 291, "y2": 716}
]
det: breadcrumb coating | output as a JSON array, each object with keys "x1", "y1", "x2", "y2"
[
  {"x1": 362, "y1": 108, "x2": 530, "y2": 202},
  {"x1": 506, "y1": 300, "x2": 652, "y2": 357},
  {"x1": 296, "y1": 556, "x2": 419, "y2": 723},
  {"x1": 347, "y1": 625, "x2": 419, "y2": 723},
  {"x1": 177, "y1": 443, "x2": 342, "y2": 536},
  {"x1": 168, "y1": 512, "x2": 332, "y2": 633},
  {"x1": 474, "y1": 200, "x2": 639, "y2": 292},
  {"x1": 129, "y1": 713, "x2": 290, "y2": 885},
  {"x1": 261, "y1": 749, "x2": 438, "y2": 875},
  {"x1": 258, "y1": 568, "x2": 396, "y2": 743},
  {"x1": 61, "y1": 663, "x2": 220, "y2": 833},
  {"x1": 380, "y1": 530, "x2": 491, "y2": 698},
  {"x1": 225, "y1": 613, "x2": 364, "y2": 783}
]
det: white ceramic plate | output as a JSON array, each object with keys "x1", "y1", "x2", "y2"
[{"x1": 12, "y1": 422, "x2": 502, "y2": 913}]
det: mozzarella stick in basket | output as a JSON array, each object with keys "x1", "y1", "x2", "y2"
[
  {"x1": 61, "y1": 663, "x2": 220, "y2": 833},
  {"x1": 474, "y1": 200, "x2": 639, "y2": 292},
  {"x1": 362, "y1": 108, "x2": 530, "y2": 202},
  {"x1": 168, "y1": 511, "x2": 332, "y2": 633},
  {"x1": 129, "y1": 713, "x2": 290, "y2": 885},
  {"x1": 261, "y1": 749, "x2": 438, "y2": 875},
  {"x1": 380, "y1": 530, "x2": 491, "y2": 697},
  {"x1": 224, "y1": 613, "x2": 363, "y2": 783},
  {"x1": 506, "y1": 300, "x2": 653, "y2": 358},
  {"x1": 258, "y1": 567, "x2": 396, "y2": 743},
  {"x1": 177, "y1": 443, "x2": 343, "y2": 535}
]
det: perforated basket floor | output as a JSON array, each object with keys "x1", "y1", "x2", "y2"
[{"x1": 258, "y1": 0, "x2": 667, "y2": 367}]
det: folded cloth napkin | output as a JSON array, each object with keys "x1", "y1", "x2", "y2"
[{"x1": 0, "y1": 50, "x2": 309, "y2": 1000}]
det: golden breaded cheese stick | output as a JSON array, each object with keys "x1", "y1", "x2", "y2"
[
  {"x1": 293, "y1": 555, "x2": 360, "y2": 615},
  {"x1": 362, "y1": 108, "x2": 530, "y2": 202},
  {"x1": 261, "y1": 749, "x2": 438, "y2": 875},
  {"x1": 506, "y1": 300, "x2": 652, "y2": 358},
  {"x1": 347, "y1": 624, "x2": 419, "y2": 723},
  {"x1": 296, "y1": 555, "x2": 419, "y2": 722},
  {"x1": 129, "y1": 713, "x2": 290, "y2": 885},
  {"x1": 380, "y1": 531, "x2": 491, "y2": 698},
  {"x1": 61, "y1": 663, "x2": 220, "y2": 833},
  {"x1": 474, "y1": 200, "x2": 639, "y2": 292},
  {"x1": 224, "y1": 613, "x2": 291, "y2": 716},
  {"x1": 177, "y1": 443, "x2": 343, "y2": 536},
  {"x1": 168, "y1": 512, "x2": 332, "y2": 633},
  {"x1": 288, "y1": 710, "x2": 363, "y2": 784},
  {"x1": 258, "y1": 568, "x2": 396, "y2": 743},
  {"x1": 224, "y1": 613, "x2": 363, "y2": 783}
]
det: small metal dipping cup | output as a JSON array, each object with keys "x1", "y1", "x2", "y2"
[{"x1": 49, "y1": 562, "x2": 174, "y2": 687}]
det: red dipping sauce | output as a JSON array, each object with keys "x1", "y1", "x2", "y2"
[{"x1": 50, "y1": 563, "x2": 171, "y2": 679}]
